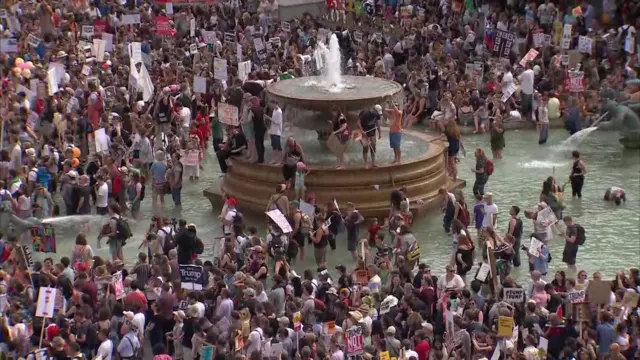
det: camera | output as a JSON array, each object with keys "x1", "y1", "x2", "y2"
[{"x1": 521, "y1": 245, "x2": 529, "y2": 252}]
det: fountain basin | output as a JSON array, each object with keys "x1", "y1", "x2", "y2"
[
  {"x1": 203, "y1": 130, "x2": 465, "y2": 218},
  {"x1": 267, "y1": 75, "x2": 404, "y2": 112}
]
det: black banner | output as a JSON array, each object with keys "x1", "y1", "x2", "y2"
[
  {"x1": 180, "y1": 264, "x2": 204, "y2": 290},
  {"x1": 493, "y1": 30, "x2": 515, "y2": 58}
]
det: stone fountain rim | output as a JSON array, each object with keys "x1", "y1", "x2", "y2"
[{"x1": 266, "y1": 75, "x2": 404, "y2": 112}]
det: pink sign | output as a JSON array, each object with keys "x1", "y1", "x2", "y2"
[{"x1": 156, "y1": 16, "x2": 171, "y2": 36}]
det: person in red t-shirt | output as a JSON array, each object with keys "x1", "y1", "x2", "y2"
[
  {"x1": 414, "y1": 331, "x2": 431, "y2": 360},
  {"x1": 368, "y1": 218, "x2": 383, "y2": 247}
]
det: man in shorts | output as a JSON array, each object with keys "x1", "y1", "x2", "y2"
[{"x1": 358, "y1": 106, "x2": 382, "y2": 168}]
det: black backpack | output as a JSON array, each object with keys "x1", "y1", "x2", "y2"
[
  {"x1": 139, "y1": 182, "x2": 146, "y2": 202},
  {"x1": 112, "y1": 217, "x2": 133, "y2": 241},
  {"x1": 160, "y1": 228, "x2": 176, "y2": 254},
  {"x1": 576, "y1": 224, "x2": 586, "y2": 245}
]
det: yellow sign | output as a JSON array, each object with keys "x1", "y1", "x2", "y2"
[
  {"x1": 553, "y1": 21, "x2": 563, "y2": 45},
  {"x1": 498, "y1": 316, "x2": 514, "y2": 337},
  {"x1": 379, "y1": 351, "x2": 390, "y2": 360},
  {"x1": 293, "y1": 312, "x2": 302, "y2": 324}
]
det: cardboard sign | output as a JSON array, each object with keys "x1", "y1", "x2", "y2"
[
  {"x1": 498, "y1": 316, "x2": 514, "y2": 337},
  {"x1": 475, "y1": 262, "x2": 490, "y2": 282},
  {"x1": 528, "y1": 237, "x2": 544, "y2": 257},
  {"x1": 503, "y1": 288, "x2": 524, "y2": 303},
  {"x1": 346, "y1": 326, "x2": 364, "y2": 355},
  {"x1": 493, "y1": 30, "x2": 515, "y2": 58},
  {"x1": 156, "y1": 16, "x2": 171, "y2": 36},
  {"x1": 519, "y1": 48, "x2": 539, "y2": 67},
  {"x1": 355, "y1": 270, "x2": 368, "y2": 285},
  {"x1": 180, "y1": 264, "x2": 204, "y2": 290},
  {"x1": 501, "y1": 82, "x2": 517, "y2": 103},
  {"x1": 31, "y1": 224, "x2": 56, "y2": 253},
  {"x1": 217, "y1": 103, "x2": 239, "y2": 126},
  {"x1": 266, "y1": 209, "x2": 293, "y2": 233},
  {"x1": 586, "y1": 280, "x2": 613, "y2": 305},
  {"x1": 578, "y1": 36, "x2": 592, "y2": 54},
  {"x1": 568, "y1": 290, "x2": 586, "y2": 304},
  {"x1": 35, "y1": 287, "x2": 57, "y2": 318}
]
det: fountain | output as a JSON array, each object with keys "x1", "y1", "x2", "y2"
[{"x1": 203, "y1": 34, "x2": 464, "y2": 217}]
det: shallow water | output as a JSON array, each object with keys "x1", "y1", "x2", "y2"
[{"x1": 27, "y1": 128, "x2": 640, "y2": 282}]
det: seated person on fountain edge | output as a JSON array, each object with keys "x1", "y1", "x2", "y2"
[
  {"x1": 604, "y1": 187, "x2": 626, "y2": 206},
  {"x1": 216, "y1": 127, "x2": 248, "y2": 174}
]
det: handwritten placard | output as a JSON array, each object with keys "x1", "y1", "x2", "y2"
[
  {"x1": 281, "y1": 21, "x2": 291, "y2": 32},
  {"x1": 82, "y1": 25, "x2": 94, "y2": 38},
  {"x1": 31, "y1": 224, "x2": 56, "y2": 253},
  {"x1": 217, "y1": 103, "x2": 239, "y2": 126},
  {"x1": 578, "y1": 36, "x2": 592, "y2": 54},
  {"x1": 213, "y1": 58, "x2": 228, "y2": 81},
  {"x1": 503, "y1": 288, "x2": 524, "y2": 303},
  {"x1": 568, "y1": 290, "x2": 586, "y2": 304}
]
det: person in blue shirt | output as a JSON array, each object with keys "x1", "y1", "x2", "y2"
[
  {"x1": 596, "y1": 311, "x2": 616, "y2": 358},
  {"x1": 472, "y1": 196, "x2": 485, "y2": 238}
]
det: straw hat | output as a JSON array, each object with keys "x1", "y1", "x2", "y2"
[{"x1": 348, "y1": 311, "x2": 364, "y2": 323}]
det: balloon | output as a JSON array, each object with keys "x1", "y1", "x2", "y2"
[
  {"x1": 21, "y1": 69, "x2": 31, "y2": 79},
  {"x1": 12, "y1": 67, "x2": 22, "y2": 76},
  {"x1": 72, "y1": 147, "x2": 81, "y2": 159},
  {"x1": 14, "y1": 58, "x2": 24, "y2": 66},
  {"x1": 71, "y1": 158, "x2": 80, "y2": 167},
  {"x1": 24, "y1": 61, "x2": 34, "y2": 70}
]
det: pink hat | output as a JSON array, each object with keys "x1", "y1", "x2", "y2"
[{"x1": 296, "y1": 162, "x2": 305, "y2": 170}]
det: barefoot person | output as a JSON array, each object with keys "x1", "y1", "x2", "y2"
[
  {"x1": 330, "y1": 111, "x2": 349, "y2": 169},
  {"x1": 358, "y1": 106, "x2": 382, "y2": 168},
  {"x1": 569, "y1": 150, "x2": 588, "y2": 199},
  {"x1": 386, "y1": 102, "x2": 403, "y2": 164}
]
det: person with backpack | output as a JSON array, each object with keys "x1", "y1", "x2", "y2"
[
  {"x1": 471, "y1": 148, "x2": 492, "y2": 197},
  {"x1": 126, "y1": 172, "x2": 144, "y2": 219},
  {"x1": 562, "y1": 216, "x2": 585, "y2": 274},
  {"x1": 97, "y1": 203, "x2": 131, "y2": 262},
  {"x1": 291, "y1": 201, "x2": 311, "y2": 261},
  {"x1": 506, "y1": 205, "x2": 524, "y2": 268}
]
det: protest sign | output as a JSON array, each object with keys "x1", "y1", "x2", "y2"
[
  {"x1": 566, "y1": 71, "x2": 584, "y2": 92},
  {"x1": 113, "y1": 271, "x2": 125, "y2": 299},
  {"x1": 120, "y1": 14, "x2": 141, "y2": 25},
  {"x1": 293, "y1": 312, "x2": 302, "y2": 331},
  {"x1": 202, "y1": 31, "x2": 216, "y2": 44},
  {"x1": 31, "y1": 224, "x2": 56, "y2": 253},
  {"x1": 180, "y1": 264, "x2": 204, "y2": 290},
  {"x1": 493, "y1": 30, "x2": 515, "y2": 58},
  {"x1": 355, "y1": 270, "x2": 368, "y2": 285},
  {"x1": 586, "y1": 280, "x2": 612, "y2": 305},
  {"x1": 156, "y1": 16, "x2": 171, "y2": 35},
  {"x1": 47, "y1": 69, "x2": 59, "y2": 96},
  {"x1": 269, "y1": 37, "x2": 281, "y2": 47},
  {"x1": 501, "y1": 82, "x2": 517, "y2": 103},
  {"x1": 94, "y1": 19, "x2": 107, "y2": 36},
  {"x1": 625, "y1": 32, "x2": 635, "y2": 53},
  {"x1": 238, "y1": 61, "x2": 252, "y2": 83},
  {"x1": 224, "y1": 32, "x2": 236, "y2": 43},
  {"x1": 194, "y1": 76, "x2": 207, "y2": 93},
  {"x1": 578, "y1": 36, "x2": 592, "y2": 54},
  {"x1": 0, "y1": 38, "x2": 18, "y2": 53},
  {"x1": 93, "y1": 39, "x2": 106, "y2": 62},
  {"x1": 190, "y1": 18, "x2": 196, "y2": 37},
  {"x1": 346, "y1": 326, "x2": 364, "y2": 355},
  {"x1": 528, "y1": 237, "x2": 544, "y2": 257},
  {"x1": 568, "y1": 290, "x2": 586, "y2": 304},
  {"x1": 503, "y1": 288, "x2": 524, "y2": 303},
  {"x1": 28, "y1": 34, "x2": 41, "y2": 48},
  {"x1": 475, "y1": 262, "x2": 490, "y2": 282},
  {"x1": 94, "y1": 128, "x2": 110, "y2": 153},
  {"x1": 561, "y1": 24, "x2": 572, "y2": 49},
  {"x1": 266, "y1": 210, "x2": 293, "y2": 233},
  {"x1": 379, "y1": 352, "x2": 390, "y2": 360},
  {"x1": 0, "y1": 9, "x2": 7, "y2": 18},
  {"x1": 189, "y1": 43, "x2": 198, "y2": 54},
  {"x1": 82, "y1": 25, "x2": 94, "y2": 39},
  {"x1": 354, "y1": 31, "x2": 363, "y2": 42},
  {"x1": 519, "y1": 48, "x2": 539, "y2": 67},
  {"x1": 22, "y1": 246, "x2": 33, "y2": 267},
  {"x1": 533, "y1": 30, "x2": 545, "y2": 48},
  {"x1": 102, "y1": 33, "x2": 114, "y2": 52},
  {"x1": 498, "y1": 316, "x2": 514, "y2": 337},
  {"x1": 537, "y1": 207, "x2": 558, "y2": 227},
  {"x1": 214, "y1": 58, "x2": 228, "y2": 81},
  {"x1": 281, "y1": 21, "x2": 291, "y2": 32},
  {"x1": 36, "y1": 287, "x2": 57, "y2": 318},
  {"x1": 218, "y1": 103, "x2": 239, "y2": 126}
]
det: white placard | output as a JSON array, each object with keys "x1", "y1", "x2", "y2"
[
  {"x1": 82, "y1": 65, "x2": 92, "y2": 76},
  {"x1": 299, "y1": 200, "x2": 315, "y2": 219},
  {"x1": 578, "y1": 36, "x2": 592, "y2": 54},
  {"x1": 28, "y1": 34, "x2": 41, "y2": 48},
  {"x1": 130, "y1": 42, "x2": 142, "y2": 63},
  {"x1": 193, "y1": 76, "x2": 207, "y2": 93},
  {"x1": 17, "y1": 85, "x2": 34, "y2": 100},
  {"x1": 503, "y1": 288, "x2": 524, "y2": 303},
  {"x1": 190, "y1": 18, "x2": 196, "y2": 37},
  {"x1": 166, "y1": 3, "x2": 173, "y2": 14},
  {"x1": 214, "y1": 58, "x2": 228, "y2": 81},
  {"x1": 47, "y1": 69, "x2": 59, "y2": 96},
  {"x1": 94, "y1": 128, "x2": 110, "y2": 153},
  {"x1": 281, "y1": 21, "x2": 290, "y2": 32},
  {"x1": 354, "y1": 31, "x2": 363, "y2": 42},
  {"x1": 528, "y1": 237, "x2": 544, "y2": 257},
  {"x1": 625, "y1": 32, "x2": 635, "y2": 53},
  {"x1": 190, "y1": 43, "x2": 198, "y2": 54},
  {"x1": 202, "y1": 31, "x2": 216, "y2": 44},
  {"x1": 538, "y1": 337, "x2": 549, "y2": 353},
  {"x1": 102, "y1": 33, "x2": 114, "y2": 52},
  {"x1": 0, "y1": 38, "x2": 17, "y2": 53},
  {"x1": 269, "y1": 37, "x2": 281, "y2": 47},
  {"x1": 519, "y1": 48, "x2": 539, "y2": 67},
  {"x1": 238, "y1": 60, "x2": 251, "y2": 83},
  {"x1": 0, "y1": 9, "x2": 7, "y2": 18},
  {"x1": 36, "y1": 287, "x2": 57, "y2": 318},
  {"x1": 561, "y1": 24, "x2": 571, "y2": 49},
  {"x1": 93, "y1": 39, "x2": 106, "y2": 62},
  {"x1": 120, "y1": 14, "x2": 141, "y2": 26},
  {"x1": 266, "y1": 209, "x2": 293, "y2": 234},
  {"x1": 82, "y1": 25, "x2": 94, "y2": 39},
  {"x1": 568, "y1": 290, "x2": 586, "y2": 304},
  {"x1": 475, "y1": 262, "x2": 491, "y2": 282},
  {"x1": 537, "y1": 207, "x2": 558, "y2": 227},
  {"x1": 501, "y1": 83, "x2": 517, "y2": 102},
  {"x1": 533, "y1": 32, "x2": 545, "y2": 48}
]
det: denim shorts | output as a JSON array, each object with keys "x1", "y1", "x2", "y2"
[
  {"x1": 271, "y1": 134, "x2": 282, "y2": 151},
  {"x1": 389, "y1": 132, "x2": 401, "y2": 149}
]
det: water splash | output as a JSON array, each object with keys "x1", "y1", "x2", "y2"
[
  {"x1": 41, "y1": 215, "x2": 106, "y2": 225},
  {"x1": 556, "y1": 127, "x2": 599, "y2": 150},
  {"x1": 518, "y1": 160, "x2": 567, "y2": 169},
  {"x1": 308, "y1": 34, "x2": 349, "y2": 93}
]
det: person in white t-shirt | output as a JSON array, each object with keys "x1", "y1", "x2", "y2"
[
  {"x1": 96, "y1": 329, "x2": 114, "y2": 360},
  {"x1": 501, "y1": 64, "x2": 514, "y2": 94},
  {"x1": 518, "y1": 63, "x2": 536, "y2": 121},
  {"x1": 537, "y1": 93, "x2": 550, "y2": 144},
  {"x1": 176, "y1": 103, "x2": 192, "y2": 139},
  {"x1": 95, "y1": 176, "x2": 109, "y2": 215},
  {"x1": 437, "y1": 264, "x2": 466, "y2": 293},
  {"x1": 481, "y1": 192, "x2": 498, "y2": 229},
  {"x1": 269, "y1": 101, "x2": 284, "y2": 164}
]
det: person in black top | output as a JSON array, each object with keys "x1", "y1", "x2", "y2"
[
  {"x1": 569, "y1": 150, "x2": 587, "y2": 199},
  {"x1": 507, "y1": 205, "x2": 524, "y2": 267},
  {"x1": 324, "y1": 201, "x2": 342, "y2": 250},
  {"x1": 251, "y1": 101, "x2": 267, "y2": 164},
  {"x1": 358, "y1": 108, "x2": 382, "y2": 168},
  {"x1": 216, "y1": 127, "x2": 248, "y2": 173}
]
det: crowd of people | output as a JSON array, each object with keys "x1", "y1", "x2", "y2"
[{"x1": 0, "y1": 0, "x2": 639, "y2": 359}]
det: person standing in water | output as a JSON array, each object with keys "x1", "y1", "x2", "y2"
[
  {"x1": 569, "y1": 151, "x2": 588, "y2": 199},
  {"x1": 489, "y1": 118, "x2": 505, "y2": 159},
  {"x1": 506, "y1": 205, "x2": 524, "y2": 268},
  {"x1": 386, "y1": 102, "x2": 403, "y2": 164}
]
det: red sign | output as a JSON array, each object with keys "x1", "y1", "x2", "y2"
[
  {"x1": 94, "y1": 19, "x2": 107, "y2": 36},
  {"x1": 346, "y1": 326, "x2": 364, "y2": 355},
  {"x1": 155, "y1": 16, "x2": 171, "y2": 36},
  {"x1": 564, "y1": 71, "x2": 584, "y2": 92}
]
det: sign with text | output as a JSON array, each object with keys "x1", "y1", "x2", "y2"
[
  {"x1": 566, "y1": 71, "x2": 584, "y2": 92},
  {"x1": 120, "y1": 14, "x2": 141, "y2": 26},
  {"x1": 519, "y1": 48, "x2": 539, "y2": 67},
  {"x1": 346, "y1": 325, "x2": 364, "y2": 355},
  {"x1": 561, "y1": 24, "x2": 572, "y2": 49},
  {"x1": 31, "y1": 224, "x2": 56, "y2": 253},
  {"x1": 293, "y1": 311, "x2": 302, "y2": 331},
  {"x1": 568, "y1": 290, "x2": 586, "y2": 304},
  {"x1": 113, "y1": 271, "x2": 125, "y2": 299},
  {"x1": 180, "y1": 264, "x2": 204, "y2": 290},
  {"x1": 156, "y1": 16, "x2": 171, "y2": 35},
  {"x1": 503, "y1": 288, "x2": 524, "y2": 303},
  {"x1": 498, "y1": 316, "x2": 514, "y2": 337},
  {"x1": 493, "y1": 30, "x2": 515, "y2": 58},
  {"x1": 355, "y1": 270, "x2": 368, "y2": 286},
  {"x1": 218, "y1": 103, "x2": 239, "y2": 126},
  {"x1": 578, "y1": 36, "x2": 592, "y2": 54},
  {"x1": 36, "y1": 287, "x2": 57, "y2": 318}
]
